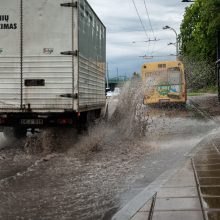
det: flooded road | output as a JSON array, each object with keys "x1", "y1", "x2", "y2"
[{"x1": 0, "y1": 96, "x2": 218, "y2": 220}]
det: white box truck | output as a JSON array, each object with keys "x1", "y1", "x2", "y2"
[{"x1": 0, "y1": 0, "x2": 106, "y2": 138}]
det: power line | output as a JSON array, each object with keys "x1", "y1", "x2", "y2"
[
  {"x1": 143, "y1": 0, "x2": 156, "y2": 55},
  {"x1": 139, "y1": 54, "x2": 177, "y2": 59},
  {"x1": 131, "y1": 0, "x2": 149, "y2": 40},
  {"x1": 113, "y1": 39, "x2": 161, "y2": 44},
  {"x1": 143, "y1": 0, "x2": 155, "y2": 39}
]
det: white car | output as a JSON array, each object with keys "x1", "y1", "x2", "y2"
[{"x1": 107, "y1": 91, "x2": 113, "y2": 97}]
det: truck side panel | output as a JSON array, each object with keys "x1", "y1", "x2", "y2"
[{"x1": 78, "y1": 0, "x2": 106, "y2": 111}]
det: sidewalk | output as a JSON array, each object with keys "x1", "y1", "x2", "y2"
[
  {"x1": 112, "y1": 96, "x2": 220, "y2": 220},
  {"x1": 113, "y1": 135, "x2": 220, "y2": 220},
  {"x1": 129, "y1": 161, "x2": 204, "y2": 220}
]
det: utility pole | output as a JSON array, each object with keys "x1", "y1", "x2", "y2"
[
  {"x1": 217, "y1": 30, "x2": 220, "y2": 63},
  {"x1": 106, "y1": 63, "x2": 109, "y2": 89},
  {"x1": 217, "y1": 30, "x2": 220, "y2": 101}
]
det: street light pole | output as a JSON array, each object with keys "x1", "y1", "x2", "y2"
[{"x1": 163, "y1": 26, "x2": 179, "y2": 59}]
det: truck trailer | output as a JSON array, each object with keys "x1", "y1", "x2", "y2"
[{"x1": 0, "y1": 0, "x2": 106, "y2": 138}]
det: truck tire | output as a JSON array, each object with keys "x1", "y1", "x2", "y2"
[
  {"x1": 77, "y1": 112, "x2": 88, "y2": 134},
  {"x1": 3, "y1": 127, "x2": 27, "y2": 139},
  {"x1": 103, "y1": 105, "x2": 109, "y2": 121}
]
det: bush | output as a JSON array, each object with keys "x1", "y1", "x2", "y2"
[{"x1": 182, "y1": 57, "x2": 216, "y2": 90}]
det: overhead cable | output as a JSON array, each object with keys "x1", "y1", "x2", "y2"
[
  {"x1": 143, "y1": 0, "x2": 156, "y2": 55},
  {"x1": 131, "y1": 0, "x2": 149, "y2": 40},
  {"x1": 143, "y1": 0, "x2": 155, "y2": 39}
]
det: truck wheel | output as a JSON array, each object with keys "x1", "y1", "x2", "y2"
[
  {"x1": 104, "y1": 105, "x2": 109, "y2": 121},
  {"x1": 13, "y1": 128, "x2": 27, "y2": 139},
  {"x1": 3, "y1": 127, "x2": 26, "y2": 139},
  {"x1": 77, "y1": 112, "x2": 88, "y2": 134}
]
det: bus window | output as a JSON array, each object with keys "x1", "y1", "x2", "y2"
[
  {"x1": 168, "y1": 67, "x2": 181, "y2": 85},
  {"x1": 158, "y1": 64, "x2": 166, "y2": 69}
]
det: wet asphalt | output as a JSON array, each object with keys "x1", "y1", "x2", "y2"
[{"x1": 0, "y1": 96, "x2": 219, "y2": 220}]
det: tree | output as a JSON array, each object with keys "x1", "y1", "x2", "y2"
[
  {"x1": 180, "y1": 0, "x2": 220, "y2": 61},
  {"x1": 180, "y1": 0, "x2": 220, "y2": 89}
]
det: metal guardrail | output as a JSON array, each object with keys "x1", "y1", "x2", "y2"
[{"x1": 148, "y1": 193, "x2": 157, "y2": 220}]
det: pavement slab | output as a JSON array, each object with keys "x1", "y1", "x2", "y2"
[
  {"x1": 154, "y1": 197, "x2": 201, "y2": 211},
  {"x1": 130, "y1": 212, "x2": 149, "y2": 220},
  {"x1": 152, "y1": 211, "x2": 204, "y2": 220},
  {"x1": 157, "y1": 186, "x2": 198, "y2": 198},
  {"x1": 162, "y1": 176, "x2": 196, "y2": 187}
]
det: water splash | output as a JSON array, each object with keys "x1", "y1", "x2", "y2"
[{"x1": 110, "y1": 78, "x2": 149, "y2": 138}]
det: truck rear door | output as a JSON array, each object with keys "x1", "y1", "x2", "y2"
[
  {"x1": 0, "y1": 0, "x2": 75, "y2": 112},
  {"x1": 0, "y1": 0, "x2": 21, "y2": 110},
  {"x1": 23, "y1": 0, "x2": 74, "y2": 112}
]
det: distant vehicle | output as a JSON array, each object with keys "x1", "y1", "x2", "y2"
[
  {"x1": 0, "y1": 0, "x2": 106, "y2": 138},
  {"x1": 106, "y1": 87, "x2": 121, "y2": 98},
  {"x1": 106, "y1": 91, "x2": 113, "y2": 97},
  {"x1": 141, "y1": 61, "x2": 187, "y2": 105}
]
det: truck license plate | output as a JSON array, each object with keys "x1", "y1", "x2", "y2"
[{"x1": 20, "y1": 119, "x2": 44, "y2": 125}]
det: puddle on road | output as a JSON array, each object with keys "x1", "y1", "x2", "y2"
[{"x1": 0, "y1": 133, "x2": 40, "y2": 182}]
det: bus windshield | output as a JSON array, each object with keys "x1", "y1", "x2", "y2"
[{"x1": 168, "y1": 67, "x2": 181, "y2": 85}]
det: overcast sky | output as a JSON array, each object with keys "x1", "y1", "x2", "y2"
[{"x1": 87, "y1": 0, "x2": 189, "y2": 78}]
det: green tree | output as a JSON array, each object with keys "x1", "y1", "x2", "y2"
[
  {"x1": 180, "y1": 0, "x2": 220, "y2": 89},
  {"x1": 180, "y1": 0, "x2": 220, "y2": 61}
]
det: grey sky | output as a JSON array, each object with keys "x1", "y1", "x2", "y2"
[{"x1": 87, "y1": 0, "x2": 188, "y2": 78}]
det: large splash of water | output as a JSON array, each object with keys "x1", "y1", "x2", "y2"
[
  {"x1": 23, "y1": 78, "x2": 151, "y2": 154},
  {"x1": 110, "y1": 78, "x2": 149, "y2": 137}
]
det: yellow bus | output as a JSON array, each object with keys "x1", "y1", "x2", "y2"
[{"x1": 141, "y1": 61, "x2": 187, "y2": 105}]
